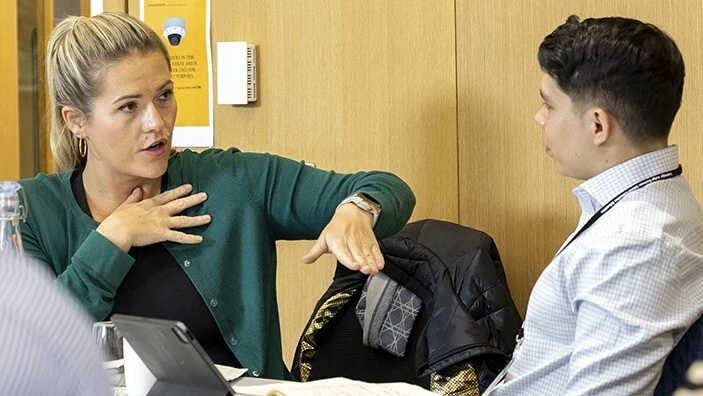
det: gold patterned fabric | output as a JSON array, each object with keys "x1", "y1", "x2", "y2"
[
  {"x1": 297, "y1": 285, "x2": 484, "y2": 395},
  {"x1": 430, "y1": 361, "x2": 481, "y2": 396},
  {"x1": 297, "y1": 285, "x2": 359, "y2": 382}
]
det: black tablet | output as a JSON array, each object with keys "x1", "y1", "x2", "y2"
[{"x1": 111, "y1": 314, "x2": 234, "y2": 396}]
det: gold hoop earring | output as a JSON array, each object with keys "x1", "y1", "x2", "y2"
[{"x1": 78, "y1": 137, "x2": 87, "y2": 158}]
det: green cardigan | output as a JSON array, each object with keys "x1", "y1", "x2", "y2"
[{"x1": 18, "y1": 148, "x2": 415, "y2": 379}]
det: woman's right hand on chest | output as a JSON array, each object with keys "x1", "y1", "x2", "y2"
[{"x1": 95, "y1": 184, "x2": 211, "y2": 252}]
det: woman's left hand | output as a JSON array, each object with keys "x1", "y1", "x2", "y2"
[{"x1": 301, "y1": 203, "x2": 384, "y2": 274}]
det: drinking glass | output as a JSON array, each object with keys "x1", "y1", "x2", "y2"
[{"x1": 92, "y1": 321, "x2": 125, "y2": 387}]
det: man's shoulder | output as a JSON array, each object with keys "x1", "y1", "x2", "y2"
[
  {"x1": 0, "y1": 253, "x2": 110, "y2": 394},
  {"x1": 615, "y1": 180, "x2": 703, "y2": 234}
]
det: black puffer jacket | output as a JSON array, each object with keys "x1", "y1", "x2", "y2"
[
  {"x1": 393, "y1": 219, "x2": 522, "y2": 385},
  {"x1": 292, "y1": 219, "x2": 522, "y2": 392}
]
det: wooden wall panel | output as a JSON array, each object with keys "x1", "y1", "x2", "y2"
[
  {"x1": 211, "y1": 1, "x2": 458, "y2": 366},
  {"x1": 0, "y1": 1, "x2": 20, "y2": 181},
  {"x1": 103, "y1": 0, "x2": 126, "y2": 13},
  {"x1": 457, "y1": 1, "x2": 703, "y2": 317},
  {"x1": 37, "y1": 0, "x2": 55, "y2": 175}
]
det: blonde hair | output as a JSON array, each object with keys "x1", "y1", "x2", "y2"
[{"x1": 46, "y1": 12, "x2": 170, "y2": 172}]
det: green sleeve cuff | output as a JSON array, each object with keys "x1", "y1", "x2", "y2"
[
  {"x1": 362, "y1": 189, "x2": 416, "y2": 238},
  {"x1": 72, "y1": 230, "x2": 134, "y2": 293}
]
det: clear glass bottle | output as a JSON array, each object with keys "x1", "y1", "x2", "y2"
[{"x1": 0, "y1": 182, "x2": 28, "y2": 255}]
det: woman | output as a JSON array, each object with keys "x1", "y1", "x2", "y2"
[{"x1": 18, "y1": 12, "x2": 414, "y2": 380}]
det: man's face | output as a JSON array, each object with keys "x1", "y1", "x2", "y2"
[{"x1": 534, "y1": 74, "x2": 596, "y2": 180}]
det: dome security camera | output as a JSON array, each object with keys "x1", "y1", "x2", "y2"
[{"x1": 163, "y1": 17, "x2": 186, "y2": 46}]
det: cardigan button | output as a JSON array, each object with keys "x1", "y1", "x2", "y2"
[
  {"x1": 252, "y1": 370, "x2": 260, "y2": 377},
  {"x1": 183, "y1": 260, "x2": 191, "y2": 268},
  {"x1": 229, "y1": 337, "x2": 238, "y2": 346},
  {"x1": 210, "y1": 298, "x2": 218, "y2": 307}
]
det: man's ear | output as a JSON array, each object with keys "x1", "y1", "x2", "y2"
[
  {"x1": 61, "y1": 106, "x2": 87, "y2": 137},
  {"x1": 591, "y1": 107, "x2": 614, "y2": 146}
]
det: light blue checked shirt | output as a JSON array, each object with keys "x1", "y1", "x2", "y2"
[
  {"x1": 0, "y1": 252, "x2": 111, "y2": 395},
  {"x1": 493, "y1": 145, "x2": 703, "y2": 395}
]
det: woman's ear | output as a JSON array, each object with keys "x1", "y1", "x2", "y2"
[{"x1": 61, "y1": 106, "x2": 87, "y2": 137}]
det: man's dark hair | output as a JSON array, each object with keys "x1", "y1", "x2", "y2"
[{"x1": 538, "y1": 15, "x2": 685, "y2": 145}]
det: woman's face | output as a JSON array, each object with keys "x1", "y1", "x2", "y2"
[{"x1": 76, "y1": 50, "x2": 176, "y2": 182}]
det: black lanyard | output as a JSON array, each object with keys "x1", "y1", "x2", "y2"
[
  {"x1": 555, "y1": 164, "x2": 683, "y2": 257},
  {"x1": 487, "y1": 165, "x2": 684, "y2": 394},
  {"x1": 498, "y1": 165, "x2": 685, "y2": 387}
]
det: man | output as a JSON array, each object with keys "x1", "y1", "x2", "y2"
[
  {"x1": 489, "y1": 15, "x2": 703, "y2": 395},
  {"x1": 0, "y1": 251, "x2": 111, "y2": 395}
]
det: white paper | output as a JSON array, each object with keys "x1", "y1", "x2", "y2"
[
  {"x1": 215, "y1": 364, "x2": 248, "y2": 381},
  {"x1": 123, "y1": 339, "x2": 156, "y2": 396},
  {"x1": 232, "y1": 377, "x2": 437, "y2": 396}
]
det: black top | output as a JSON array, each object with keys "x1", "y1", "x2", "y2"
[{"x1": 71, "y1": 169, "x2": 240, "y2": 367}]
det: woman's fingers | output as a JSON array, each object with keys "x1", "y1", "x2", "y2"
[
  {"x1": 120, "y1": 184, "x2": 211, "y2": 247},
  {"x1": 301, "y1": 237, "x2": 331, "y2": 265},
  {"x1": 370, "y1": 243, "x2": 384, "y2": 269},
  {"x1": 99, "y1": 184, "x2": 211, "y2": 250},
  {"x1": 169, "y1": 214, "x2": 212, "y2": 229},
  {"x1": 164, "y1": 230, "x2": 204, "y2": 244},
  {"x1": 133, "y1": 184, "x2": 207, "y2": 216},
  {"x1": 163, "y1": 192, "x2": 208, "y2": 215},
  {"x1": 126, "y1": 187, "x2": 144, "y2": 203},
  {"x1": 348, "y1": 237, "x2": 382, "y2": 275},
  {"x1": 329, "y1": 241, "x2": 360, "y2": 271},
  {"x1": 348, "y1": 239, "x2": 371, "y2": 273},
  {"x1": 149, "y1": 184, "x2": 194, "y2": 206},
  {"x1": 312, "y1": 203, "x2": 384, "y2": 274}
]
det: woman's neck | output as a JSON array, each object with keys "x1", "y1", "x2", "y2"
[{"x1": 82, "y1": 164, "x2": 162, "y2": 222}]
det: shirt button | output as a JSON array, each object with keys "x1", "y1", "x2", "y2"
[
  {"x1": 229, "y1": 337, "x2": 238, "y2": 346},
  {"x1": 210, "y1": 299, "x2": 218, "y2": 307},
  {"x1": 252, "y1": 370, "x2": 260, "y2": 377},
  {"x1": 183, "y1": 260, "x2": 191, "y2": 268}
]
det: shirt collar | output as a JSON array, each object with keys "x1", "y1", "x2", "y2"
[{"x1": 572, "y1": 145, "x2": 680, "y2": 218}]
